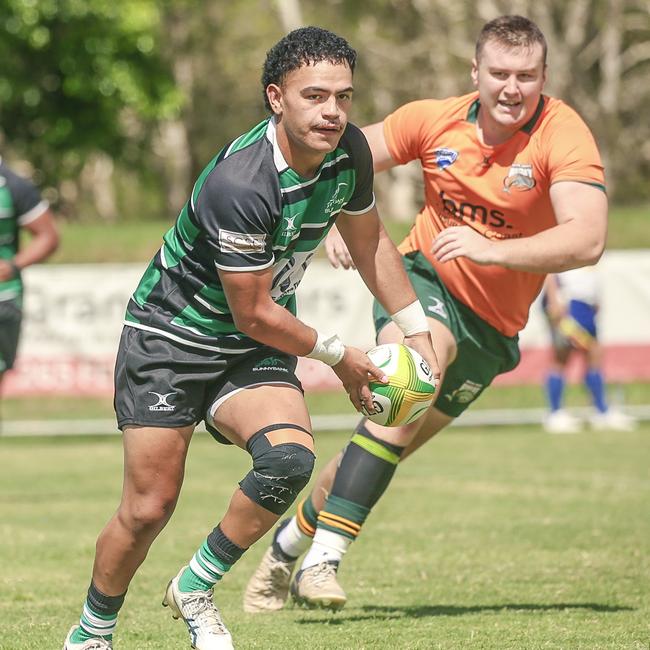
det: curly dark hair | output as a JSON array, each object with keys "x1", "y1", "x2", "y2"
[{"x1": 261, "y1": 26, "x2": 357, "y2": 111}]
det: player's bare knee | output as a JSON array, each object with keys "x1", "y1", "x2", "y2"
[
  {"x1": 119, "y1": 493, "x2": 178, "y2": 533},
  {"x1": 239, "y1": 423, "x2": 315, "y2": 515}
]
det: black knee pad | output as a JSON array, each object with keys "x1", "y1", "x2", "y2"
[{"x1": 239, "y1": 423, "x2": 315, "y2": 515}]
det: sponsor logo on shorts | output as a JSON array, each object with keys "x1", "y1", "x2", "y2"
[
  {"x1": 253, "y1": 356, "x2": 288, "y2": 373},
  {"x1": 503, "y1": 163, "x2": 536, "y2": 192},
  {"x1": 218, "y1": 229, "x2": 266, "y2": 254},
  {"x1": 148, "y1": 391, "x2": 177, "y2": 411},
  {"x1": 434, "y1": 148, "x2": 459, "y2": 170},
  {"x1": 427, "y1": 296, "x2": 448, "y2": 319},
  {"x1": 444, "y1": 380, "x2": 483, "y2": 404}
]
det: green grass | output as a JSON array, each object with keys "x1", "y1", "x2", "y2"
[
  {"x1": 45, "y1": 203, "x2": 650, "y2": 264},
  {"x1": 1, "y1": 424, "x2": 649, "y2": 649},
  {"x1": 3, "y1": 382, "x2": 648, "y2": 422}
]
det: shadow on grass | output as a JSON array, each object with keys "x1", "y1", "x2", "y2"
[{"x1": 296, "y1": 602, "x2": 634, "y2": 625}]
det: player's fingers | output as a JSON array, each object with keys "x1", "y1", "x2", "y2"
[
  {"x1": 434, "y1": 241, "x2": 463, "y2": 262},
  {"x1": 358, "y1": 384, "x2": 376, "y2": 414},
  {"x1": 325, "y1": 245, "x2": 341, "y2": 269},
  {"x1": 340, "y1": 250, "x2": 356, "y2": 270},
  {"x1": 367, "y1": 362, "x2": 388, "y2": 383},
  {"x1": 346, "y1": 388, "x2": 364, "y2": 413}
]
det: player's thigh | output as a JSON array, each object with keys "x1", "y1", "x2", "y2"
[
  {"x1": 377, "y1": 317, "x2": 457, "y2": 374},
  {"x1": 204, "y1": 348, "x2": 312, "y2": 450},
  {"x1": 121, "y1": 424, "x2": 195, "y2": 508},
  {"x1": 210, "y1": 384, "x2": 312, "y2": 451},
  {"x1": 401, "y1": 407, "x2": 454, "y2": 460}
]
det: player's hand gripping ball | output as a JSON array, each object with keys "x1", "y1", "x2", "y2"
[{"x1": 364, "y1": 343, "x2": 436, "y2": 426}]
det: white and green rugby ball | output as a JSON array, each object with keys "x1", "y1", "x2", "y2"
[{"x1": 365, "y1": 343, "x2": 436, "y2": 427}]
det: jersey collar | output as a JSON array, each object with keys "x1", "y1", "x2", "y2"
[
  {"x1": 265, "y1": 117, "x2": 290, "y2": 173},
  {"x1": 466, "y1": 95, "x2": 546, "y2": 134}
]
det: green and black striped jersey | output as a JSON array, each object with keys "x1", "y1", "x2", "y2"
[
  {"x1": 125, "y1": 117, "x2": 375, "y2": 353},
  {"x1": 0, "y1": 159, "x2": 49, "y2": 303}
]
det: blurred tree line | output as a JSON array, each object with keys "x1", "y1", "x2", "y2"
[{"x1": 0, "y1": 0, "x2": 649, "y2": 222}]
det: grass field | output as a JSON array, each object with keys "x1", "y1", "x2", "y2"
[
  {"x1": 1, "y1": 420, "x2": 649, "y2": 649},
  {"x1": 47, "y1": 203, "x2": 650, "y2": 264}
]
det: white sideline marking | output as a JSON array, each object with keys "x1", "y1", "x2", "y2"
[{"x1": 1, "y1": 406, "x2": 649, "y2": 437}]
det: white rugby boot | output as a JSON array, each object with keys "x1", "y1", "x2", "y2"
[
  {"x1": 162, "y1": 567, "x2": 234, "y2": 650},
  {"x1": 243, "y1": 520, "x2": 298, "y2": 613},
  {"x1": 589, "y1": 409, "x2": 637, "y2": 431},
  {"x1": 62, "y1": 625, "x2": 112, "y2": 649},
  {"x1": 290, "y1": 561, "x2": 347, "y2": 611},
  {"x1": 543, "y1": 409, "x2": 583, "y2": 434}
]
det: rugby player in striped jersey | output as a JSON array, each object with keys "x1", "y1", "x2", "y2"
[{"x1": 63, "y1": 26, "x2": 437, "y2": 650}]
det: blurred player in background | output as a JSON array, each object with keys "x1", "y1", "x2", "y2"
[
  {"x1": 62, "y1": 27, "x2": 436, "y2": 650},
  {"x1": 244, "y1": 15, "x2": 609, "y2": 613},
  {"x1": 542, "y1": 267, "x2": 637, "y2": 433},
  {"x1": 0, "y1": 158, "x2": 59, "y2": 403}
]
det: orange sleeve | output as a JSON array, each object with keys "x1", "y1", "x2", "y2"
[
  {"x1": 543, "y1": 103, "x2": 606, "y2": 189},
  {"x1": 383, "y1": 100, "x2": 442, "y2": 166}
]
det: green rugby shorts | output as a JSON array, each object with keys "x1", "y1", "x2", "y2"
[
  {"x1": 0, "y1": 298, "x2": 22, "y2": 373},
  {"x1": 114, "y1": 326, "x2": 302, "y2": 443},
  {"x1": 373, "y1": 252, "x2": 520, "y2": 418}
]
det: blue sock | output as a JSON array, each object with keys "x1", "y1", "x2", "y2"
[
  {"x1": 545, "y1": 372, "x2": 564, "y2": 412},
  {"x1": 585, "y1": 369, "x2": 608, "y2": 413}
]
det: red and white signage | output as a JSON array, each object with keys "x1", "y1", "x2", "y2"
[{"x1": 5, "y1": 251, "x2": 650, "y2": 396}]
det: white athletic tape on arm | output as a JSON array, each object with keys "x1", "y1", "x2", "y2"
[
  {"x1": 306, "y1": 332, "x2": 345, "y2": 366},
  {"x1": 391, "y1": 300, "x2": 429, "y2": 336}
]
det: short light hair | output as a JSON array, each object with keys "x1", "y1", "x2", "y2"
[{"x1": 475, "y1": 15, "x2": 547, "y2": 65}]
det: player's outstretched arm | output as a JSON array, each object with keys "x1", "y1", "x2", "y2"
[
  {"x1": 336, "y1": 207, "x2": 440, "y2": 381},
  {"x1": 432, "y1": 182, "x2": 607, "y2": 273},
  {"x1": 0, "y1": 208, "x2": 59, "y2": 281}
]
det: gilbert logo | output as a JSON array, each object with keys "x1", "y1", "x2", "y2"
[
  {"x1": 282, "y1": 214, "x2": 300, "y2": 237},
  {"x1": 148, "y1": 391, "x2": 177, "y2": 412},
  {"x1": 218, "y1": 229, "x2": 266, "y2": 254}
]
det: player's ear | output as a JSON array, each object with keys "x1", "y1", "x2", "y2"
[
  {"x1": 471, "y1": 58, "x2": 479, "y2": 87},
  {"x1": 266, "y1": 84, "x2": 283, "y2": 115}
]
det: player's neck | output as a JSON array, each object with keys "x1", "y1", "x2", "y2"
[
  {"x1": 475, "y1": 113, "x2": 517, "y2": 147},
  {"x1": 274, "y1": 123, "x2": 325, "y2": 178}
]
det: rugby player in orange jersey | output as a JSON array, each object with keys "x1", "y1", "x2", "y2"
[{"x1": 243, "y1": 15, "x2": 607, "y2": 612}]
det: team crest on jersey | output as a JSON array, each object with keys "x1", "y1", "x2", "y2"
[
  {"x1": 433, "y1": 148, "x2": 459, "y2": 170},
  {"x1": 503, "y1": 164, "x2": 536, "y2": 193},
  {"x1": 325, "y1": 182, "x2": 349, "y2": 215}
]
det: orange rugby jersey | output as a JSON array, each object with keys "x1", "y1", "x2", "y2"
[{"x1": 383, "y1": 92, "x2": 605, "y2": 337}]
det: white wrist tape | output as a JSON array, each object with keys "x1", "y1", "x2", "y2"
[
  {"x1": 306, "y1": 332, "x2": 345, "y2": 366},
  {"x1": 391, "y1": 300, "x2": 429, "y2": 336}
]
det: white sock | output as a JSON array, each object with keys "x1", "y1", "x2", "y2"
[
  {"x1": 275, "y1": 516, "x2": 312, "y2": 559},
  {"x1": 300, "y1": 529, "x2": 352, "y2": 570}
]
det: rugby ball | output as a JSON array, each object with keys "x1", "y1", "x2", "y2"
[{"x1": 365, "y1": 343, "x2": 436, "y2": 427}]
